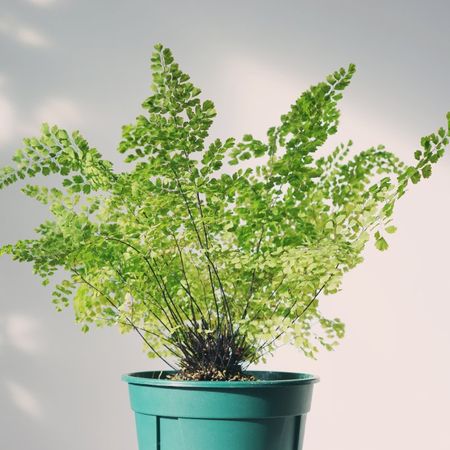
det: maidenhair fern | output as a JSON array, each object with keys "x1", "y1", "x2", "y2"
[{"x1": 1, "y1": 44, "x2": 448, "y2": 380}]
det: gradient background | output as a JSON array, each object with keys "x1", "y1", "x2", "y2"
[{"x1": 1, "y1": 1, "x2": 449, "y2": 449}]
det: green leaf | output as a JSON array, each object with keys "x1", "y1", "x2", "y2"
[
  {"x1": 421, "y1": 164, "x2": 432, "y2": 178},
  {"x1": 410, "y1": 169, "x2": 421, "y2": 184},
  {"x1": 375, "y1": 237, "x2": 389, "y2": 251}
]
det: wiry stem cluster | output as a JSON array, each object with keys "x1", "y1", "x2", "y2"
[{"x1": 172, "y1": 325, "x2": 254, "y2": 381}]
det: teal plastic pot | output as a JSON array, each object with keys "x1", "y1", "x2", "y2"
[{"x1": 122, "y1": 370, "x2": 319, "y2": 450}]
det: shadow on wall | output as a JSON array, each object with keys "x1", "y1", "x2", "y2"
[
  {"x1": 0, "y1": 263, "x2": 145, "y2": 450},
  {"x1": 0, "y1": 188, "x2": 152, "y2": 450},
  {"x1": 1, "y1": 314, "x2": 46, "y2": 421},
  {"x1": 0, "y1": 259, "x2": 56, "y2": 449}
]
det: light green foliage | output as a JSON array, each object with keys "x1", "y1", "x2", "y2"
[{"x1": 1, "y1": 45, "x2": 449, "y2": 367}]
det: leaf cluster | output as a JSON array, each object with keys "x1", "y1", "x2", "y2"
[{"x1": 1, "y1": 45, "x2": 449, "y2": 377}]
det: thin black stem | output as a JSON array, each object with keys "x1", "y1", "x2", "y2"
[
  {"x1": 169, "y1": 160, "x2": 233, "y2": 330},
  {"x1": 100, "y1": 235, "x2": 187, "y2": 329},
  {"x1": 187, "y1": 252, "x2": 212, "y2": 324},
  {"x1": 111, "y1": 265, "x2": 174, "y2": 333},
  {"x1": 245, "y1": 273, "x2": 287, "y2": 324},
  {"x1": 249, "y1": 276, "x2": 332, "y2": 364},
  {"x1": 72, "y1": 268, "x2": 177, "y2": 370},
  {"x1": 195, "y1": 188, "x2": 231, "y2": 325},
  {"x1": 170, "y1": 172, "x2": 222, "y2": 327},
  {"x1": 241, "y1": 225, "x2": 266, "y2": 320},
  {"x1": 170, "y1": 231, "x2": 207, "y2": 325},
  {"x1": 96, "y1": 317, "x2": 182, "y2": 359}
]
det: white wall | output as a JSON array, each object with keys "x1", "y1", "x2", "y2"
[{"x1": 0, "y1": 1, "x2": 449, "y2": 449}]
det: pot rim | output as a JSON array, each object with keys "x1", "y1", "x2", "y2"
[{"x1": 122, "y1": 370, "x2": 319, "y2": 389}]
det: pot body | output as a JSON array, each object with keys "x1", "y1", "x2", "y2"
[{"x1": 122, "y1": 370, "x2": 318, "y2": 450}]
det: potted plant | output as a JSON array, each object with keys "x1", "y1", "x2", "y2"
[{"x1": 1, "y1": 44, "x2": 448, "y2": 450}]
